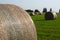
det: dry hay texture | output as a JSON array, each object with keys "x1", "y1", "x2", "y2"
[{"x1": 0, "y1": 4, "x2": 37, "y2": 40}]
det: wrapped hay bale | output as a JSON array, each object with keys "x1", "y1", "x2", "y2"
[
  {"x1": 25, "y1": 9, "x2": 35, "y2": 16},
  {"x1": 0, "y1": 4, "x2": 37, "y2": 40},
  {"x1": 53, "y1": 12, "x2": 57, "y2": 19},
  {"x1": 45, "y1": 12, "x2": 57, "y2": 20},
  {"x1": 34, "y1": 9, "x2": 41, "y2": 15},
  {"x1": 29, "y1": 11, "x2": 35, "y2": 16}
]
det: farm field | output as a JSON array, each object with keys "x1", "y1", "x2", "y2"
[{"x1": 31, "y1": 13, "x2": 60, "y2": 40}]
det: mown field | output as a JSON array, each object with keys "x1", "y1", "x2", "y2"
[{"x1": 31, "y1": 13, "x2": 60, "y2": 40}]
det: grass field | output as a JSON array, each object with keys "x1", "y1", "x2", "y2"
[{"x1": 31, "y1": 13, "x2": 60, "y2": 40}]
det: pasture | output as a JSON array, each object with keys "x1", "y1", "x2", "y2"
[{"x1": 31, "y1": 13, "x2": 60, "y2": 40}]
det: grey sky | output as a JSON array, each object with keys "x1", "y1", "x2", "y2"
[{"x1": 0, "y1": 0, "x2": 60, "y2": 12}]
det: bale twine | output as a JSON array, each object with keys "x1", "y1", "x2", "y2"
[
  {"x1": 0, "y1": 4, "x2": 37, "y2": 40},
  {"x1": 45, "y1": 12, "x2": 57, "y2": 20}
]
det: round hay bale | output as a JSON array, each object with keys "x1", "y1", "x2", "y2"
[
  {"x1": 25, "y1": 9, "x2": 35, "y2": 16},
  {"x1": 45, "y1": 12, "x2": 57, "y2": 20},
  {"x1": 32, "y1": 12, "x2": 35, "y2": 16},
  {"x1": 34, "y1": 9, "x2": 41, "y2": 15},
  {"x1": 53, "y1": 12, "x2": 57, "y2": 19},
  {"x1": 29, "y1": 12, "x2": 35, "y2": 16},
  {"x1": 0, "y1": 4, "x2": 37, "y2": 40}
]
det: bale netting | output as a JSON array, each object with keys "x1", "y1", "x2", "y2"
[
  {"x1": 45, "y1": 12, "x2": 57, "y2": 20},
  {"x1": 0, "y1": 4, "x2": 37, "y2": 40}
]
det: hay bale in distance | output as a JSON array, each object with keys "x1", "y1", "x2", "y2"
[
  {"x1": 0, "y1": 4, "x2": 37, "y2": 40},
  {"x1": 53, "y1": 12, "x2": 57, "y2": 19},
  {"x1": 34, "y1": 9, "x2": 41, "y2": 15},
  {"x1": 25, "y1": 9, "x2": 35, "y2": 16},
  {"x1": 45, "y1": 12, "x2": 57, "y2": 20}
]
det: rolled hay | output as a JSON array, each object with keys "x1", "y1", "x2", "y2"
[
  {"x1": 0, "y1": 4, "x2": 37, "y2": 40},
  {"x1": 25, "y1": 9, "x2": 35, "y2": 16},
  {"x1": 34, "y1": 11, "x2": 41, "y2": 15},
  {"x1": 29, "y1": 12, "x2": 35, "y2": 16},
  {"x1": 53, "y1": 12, "x2": 57, "y2": 19},
  {"x1": 31, "y1": 12, "x2": 35, "y2": 16},
  {"x1": 45, "y1": 12, "x2": 57, "y2": 20},
  {"x1": 34, "y1": 10, "x2": 41, "y2": 15}
]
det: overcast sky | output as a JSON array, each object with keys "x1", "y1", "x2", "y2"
[{"x1": 0, "y1": 0, "x2": 60, "y2": 12}]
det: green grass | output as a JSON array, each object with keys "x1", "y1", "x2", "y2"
[{"x1": 31, "y1": 13, "x2": 60, "y2": 40}]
